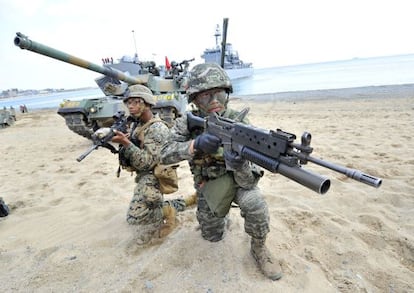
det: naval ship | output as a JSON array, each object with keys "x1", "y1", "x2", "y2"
[{"x1": 201, "y1": 24, "x2": 253, "y2": 80}]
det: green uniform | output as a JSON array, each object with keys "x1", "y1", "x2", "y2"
[{"x1": 160, "y1": 108, "x2": 270, "y2": 241}]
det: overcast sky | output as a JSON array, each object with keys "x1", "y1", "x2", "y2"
[{"x1": 1, "y1": 0, "x2": 413, "y2": 90}]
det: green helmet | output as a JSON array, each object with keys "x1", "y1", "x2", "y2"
[
  {"x1": 124, "y1": 84, "x2": 157, "y2": 106},
  {"x1": 186, "y1": 63, "x2": 233, "y2": 102}
]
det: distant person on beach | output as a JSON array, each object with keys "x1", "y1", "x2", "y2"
[
  {"x1": 107, "y1": 84, "x2": 196, "y2": 244},
  {"x1": 19, "y1": 105, "x2": 28, "y2": 113},
  {"x1": 160, "y1": 63, "x2": 282, "y2": 280}
]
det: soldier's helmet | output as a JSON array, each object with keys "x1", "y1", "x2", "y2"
[
  {"x1": 186, "y1": 63, "x2": 233, "y2": 102},
  {"x1": 123, "y1": 84, "x2": 157, "y2": 106},
  {"x1": 171, "y1": 61, "x2": 178, "y2": 67}
]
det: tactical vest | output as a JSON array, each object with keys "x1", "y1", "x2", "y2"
[
  {"x1": 189, "y1": 108, "x2": 249, "y2": 217},
  {"x1": 119, "y1": 117, "x2": 179, "y2": 194}
]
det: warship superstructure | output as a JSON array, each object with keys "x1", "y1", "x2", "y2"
[{"x1": 201, "y1": 24, "x2": 253, "y2": 80}]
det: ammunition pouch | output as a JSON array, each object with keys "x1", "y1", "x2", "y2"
[
  {"x1": 118, "y1": 146, "x2": 135, "y2": 172},
  {"x1": 200, "y1": 173, "x2": 236, "y2": 218},
  {"x1": 154, "y1": 164, "x2": 179, "y2": 194}
]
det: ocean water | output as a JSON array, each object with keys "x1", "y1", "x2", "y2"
[
  {"x1": 2, "y1": 54, "x2": 414, "y2": 110},
  {"x1": 232, "y1": 53, "x2": 414, "y2": 95}
]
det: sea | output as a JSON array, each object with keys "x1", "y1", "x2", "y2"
[{"x1": 2, "y1": 54, "x2": 414, "y2": 110}]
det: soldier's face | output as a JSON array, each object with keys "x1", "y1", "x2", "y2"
[
  {"x1": 126, "y1": 97, "x2": 145, "y2": 117},
  {"x1": 194, "y1": 88, "x2": 227, "y2": 114}
]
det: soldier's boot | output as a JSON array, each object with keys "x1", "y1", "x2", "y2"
[
  {"x1": 251, "y1": 237, "x2": 283, "y2": 281},
  {"x1": 184, "y1": 192, "x2": 197, "y2": 207},
  {"x1": 135, "y1": 224, "x2": 160, "y2": 245},
  {"x1": 159, "y1": 204, "x2": 177, "y2": 238},
  {"x1": 167, "y1": 193, "x2": 198, "y2": 213}
]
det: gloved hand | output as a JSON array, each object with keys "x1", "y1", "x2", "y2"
[
  {"x1": 224, "y1": 150, "x2": 246, "y2": 170},
  {"x1": 93, "y1": 127, "x2": 111, "y2": 140},
  {"x1": 194, "y1": 133, "x2": 221, "y2": 154}
]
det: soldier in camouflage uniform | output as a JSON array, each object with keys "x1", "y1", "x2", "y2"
[
  {"x1": 111, "y1": 84, "x2": 195, "y2": 244},
  {"x1": 160, "y1": 63, "x2": 282, "y2": 280}
]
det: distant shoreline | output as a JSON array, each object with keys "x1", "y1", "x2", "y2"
[
  {"x1": 5, "y1": 83, "x2": 414, "y2": 112},
  {"x1": 234, "y1": 83, "x2": 414, "y2": 101}
]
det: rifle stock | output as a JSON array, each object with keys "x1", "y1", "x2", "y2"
[{"x1": 187, "y1": 111, "x2": 382, "y2": 194}]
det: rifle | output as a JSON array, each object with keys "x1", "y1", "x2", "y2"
[
  {"x1": 77, "y1": 110, "x2": 128, "y2": 162},
  {"x1": 187, "y1": 111, "x2": 382, "y2": 194}
]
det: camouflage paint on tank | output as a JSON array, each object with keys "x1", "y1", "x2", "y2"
[{"x1": 14, "y1": 32, "x2": 193, "y2": 139}]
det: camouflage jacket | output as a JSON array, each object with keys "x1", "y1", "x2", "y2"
[
  {"x1": 160, "y1": 108, "x2": 262, "y2": 188},
  {"x1": 121, "y1": 114, "x2": 170, "y2": 177}
]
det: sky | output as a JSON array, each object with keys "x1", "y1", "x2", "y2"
[{"x1": 1, "y1": 0, "x2": 413, "y2": 90}]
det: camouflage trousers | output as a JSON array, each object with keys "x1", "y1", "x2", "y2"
[
  {"x1": 127, "y1": 174, "x2": 186, "y2": 238},
  {"x1": 196, "y1": 185, "x2": 270, "y2": 242}
]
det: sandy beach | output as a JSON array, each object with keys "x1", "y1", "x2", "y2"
[{"x1": 0, "y1": 85, "x2": 413, "y2": 292}]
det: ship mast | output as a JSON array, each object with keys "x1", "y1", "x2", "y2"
[
  {"x1": 131, "y1": 30, "x2": 138, "y2": 61},
  {"x1": 214, "y1": 25, "x2": 221, "y2": 49},
  {"x1": 220, "y1": 18, "x2": 229, "y2": 68}
]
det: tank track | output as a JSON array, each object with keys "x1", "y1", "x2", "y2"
[{"x1": 61, "y1": 113, "x2": 93, "y2": 139}]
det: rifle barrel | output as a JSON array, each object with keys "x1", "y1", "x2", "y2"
[
  {"x1": 308, "y1": 156, "x2": 382, "y2": 188},
  {"x1": 77, "y1": 145, "x2": 99, "y2": 162}
]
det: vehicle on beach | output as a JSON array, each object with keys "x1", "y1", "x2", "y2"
[
  {"x1": 13, "y1": 32, "x2": 192, "y2": 139},
  {"x1": 0, "y1": 106, "x2": 16, "y2": 128}
]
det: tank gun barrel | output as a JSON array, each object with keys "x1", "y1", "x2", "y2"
[{"x1": 14, "y1": 32, "x2": 145, "y2": 85}]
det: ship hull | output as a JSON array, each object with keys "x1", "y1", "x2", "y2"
[{"x1": 225, "y1": 67, "x2": 254, "y2": 80}]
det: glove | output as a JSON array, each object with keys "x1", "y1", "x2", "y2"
[
  {"x1": 93, "y1": 127, "x2": 111, "y2": 140},
  {"x1": 224, "y1": 150, "x2": 246, "y2": 170},
  {"x1": 194, "y1": 133, "x2": 221, "y2": 154}
]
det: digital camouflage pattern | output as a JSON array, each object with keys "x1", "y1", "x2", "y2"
[
  {"x1": 123, "y1": 84, "x2": 157, "y2": 105},
  {"x1": 120, "y1": 114, "x2": 185, "y2": 241},
  {"x1": 160, "y1": 108, "x2": 270, "y2": 241},
  {"x1": 186, "y1": 63, "x2": 233, "y2": 102}
]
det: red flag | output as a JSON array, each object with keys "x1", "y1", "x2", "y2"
[{"x1": 165, "y1": 56, "x2": 171, "y2": 70}]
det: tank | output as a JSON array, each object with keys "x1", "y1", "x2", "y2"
[
  {"x1": 14, "y1": 32, "x2": 191, "y2": 138},
  {"x1": 0, "y1": 106, "x2": 16, "y2": 128}
]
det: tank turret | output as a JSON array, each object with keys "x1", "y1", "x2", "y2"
[{"x1": 14, "y1": 32, "x2": 191, "y2": 137}]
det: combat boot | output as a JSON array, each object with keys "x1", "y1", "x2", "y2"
[
  {"x1": 159, "y1": 204, "x2": 177, "y2": 238},
  {"x1": 251, "y1": 237, "x2": 282, "y2": 281},
  {"x1": 167, "y1": 193, "x2": 197, "y2": 213},
  {"x1": 184, "y1": 192, "x2": 197, "y2": 207}
]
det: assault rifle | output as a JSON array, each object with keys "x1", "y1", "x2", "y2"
[
  {"x1": 187, "y1": 111, "x2": 382, "y2": 194},
  {"x1": 77, "y1": 110, "x2": 128, "y2": 162}
]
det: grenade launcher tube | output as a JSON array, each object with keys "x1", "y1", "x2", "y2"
[{"x1": 241, "y1": 146, "x2": 331, "y2": 194}]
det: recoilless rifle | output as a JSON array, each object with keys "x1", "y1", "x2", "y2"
[{"x1": 187, "y1": 110, "x2": 382, "y2": 194}]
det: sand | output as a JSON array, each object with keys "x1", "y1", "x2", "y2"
[{"x1": 0, "y1": 85, "x2": 413, "y2": 292}]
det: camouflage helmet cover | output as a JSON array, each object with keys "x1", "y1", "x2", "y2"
[
  {"x1": 186, "y1": 63, "x2": 233, "y2": 102},
  {"x1": 124, "y1": 84, "x2": 157, "y2": 106}
]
